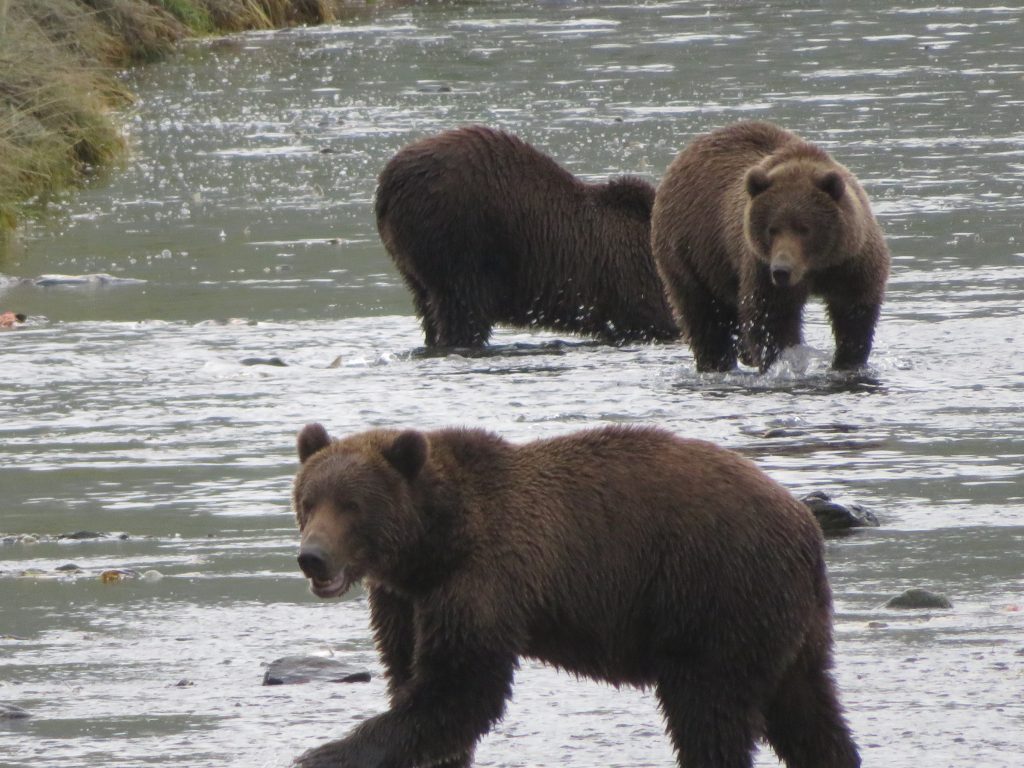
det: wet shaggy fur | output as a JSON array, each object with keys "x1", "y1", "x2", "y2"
[
  {"x1": 375, "y1": 125, "x2": 678, "y2": 347},
  {"x1": 290, "y1": 422, "x2": 860, "y2": 768},
  {"x1": 651, "y1": 120, "x2": 890, "y2": 372}
]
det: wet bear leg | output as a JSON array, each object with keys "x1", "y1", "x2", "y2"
[
  {"x1": 399, "y1": 272, "x2": 439, "y2": 346},
  {"x1": 763, "y1": 643, "x2": 860, "y2": 768},
  {"x1": 293, "y1": 639, "x2": 514, "y2": 768},
  {"x1": 827, "y1": 300, "x2": 880, "y2": 370},
  {"x1": 433, "y1": 292, "x2": 493, "y2": 348},
  {"x1": 674, "y1": 271, "x2": 739, "y2": 372},
  {"x1": 655, "y1": 665, "x2": 759, "y2": 768},
  {"x1": 739, "y1": 268, "x2": 805, "y2": 372}
]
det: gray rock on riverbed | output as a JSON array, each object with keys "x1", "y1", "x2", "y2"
[
  {"x1": 884, "y1": 588, "x2": 953, "y2": 610},
  {"x1": 0, "y1": 703, "x2": 31, "y2": 720},
  {"x1": 800, "y1": 490, "x2": 880, "y2": 535},
  {"x1": 262, "y1": 656, "x2": 371, "y2": 686}
]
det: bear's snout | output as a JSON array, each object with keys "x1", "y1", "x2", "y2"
[
  {"x1": 771, "y1": 265, "x2": 792, "y2": 287},
  {"x1": 769, "y1": 234, "x2": 806, "y2": 288},
  {"x1": 297, "y1": 544, "x2": 334, "y2": 583}
]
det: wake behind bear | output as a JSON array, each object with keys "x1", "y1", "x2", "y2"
[
  {"x1": 290, "y1": 422, "x2": 860, "y2": 768},
  {"x1": 375, "y1": 125, "x2": 679, "y2": 347},
  {"x1": 652, "y1": 120, "x2": 891, "y2": 373}
]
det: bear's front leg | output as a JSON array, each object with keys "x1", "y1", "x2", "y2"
[
  {"x1": 827, "y1": 300, "x2": 880, "y2": 370},
  {"x1": 293, "y1": 639, "x2": 515, "y2": 768},
  {"x1": 365, "y1": 589, "x2": 475, "y2": 768},
  {"x1": 368, "y1": 587, "x2": 415, "y2": 699},
  {"x1": 739, "y1": 266, "x2": 805, "y2": 373},
  {"x1": 293, "y1": 739, "x2": 389, "y2": 768},
  {"x1": 294, "y1": 741, "x2": 473, "y2": 768}
]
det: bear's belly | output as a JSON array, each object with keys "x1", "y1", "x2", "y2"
[{"x1": 523, "y1": 618, "x2": 656, "y2": 686}]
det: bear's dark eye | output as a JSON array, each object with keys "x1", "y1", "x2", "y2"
[
  {"x1": 793, "y1": 223, "x2": 810, "y2": 237},
  {"x1": 767, "y1": 225, "x2": 779, "y2": 239}
]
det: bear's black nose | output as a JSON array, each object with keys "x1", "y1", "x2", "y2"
[
  {"x1": 771, "y1": 267, "x2": 791, "y2": 287},
  {"x1": 297, "y1": 546, "x2": 332, "y2": 582}
]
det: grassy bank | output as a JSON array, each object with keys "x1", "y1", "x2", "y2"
[{"x1": 0, "y1": 0, "x2": 341, "y2": 232}]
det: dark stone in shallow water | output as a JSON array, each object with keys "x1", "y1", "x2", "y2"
[
  {"x1": 885, "y1": 588, "x2": 953, "y2": 610},
  {"x1": 241, "y1": 356, "x2": 288, "y2": 367},
  {"x1": 57, "y1": 531, "x2": 107, "y2": 540},
  {"x1": 0, "y1": 703, "x2": 31, "y2": 720},
  {"x1": 800, "y1": 491, "x2": 880, "y2": 535},
  {"x1": 262, "y1": 656, "x2": 371, "y2": 686}
]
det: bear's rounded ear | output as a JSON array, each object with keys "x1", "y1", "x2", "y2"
[
  {"x1": 745, "y1": 168, "x2": 772, "y2": 198},
  {"x1": 383, "y1": 430, "x2": 428, "y2": 481},
  {"x1": 297, "y1": 423, "x2": 331, "y2": 463},
  {"x1": 817, "y1": 170, "x2": 845, "y2": 201}
]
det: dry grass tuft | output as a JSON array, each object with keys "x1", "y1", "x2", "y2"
[{"x1": 0, "y1": 0, "x2": 341, "y2": 233}]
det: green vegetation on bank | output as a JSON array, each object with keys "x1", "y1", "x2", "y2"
[{"x1": 0, "y1": 0, "x2": 335, "y2": 231}]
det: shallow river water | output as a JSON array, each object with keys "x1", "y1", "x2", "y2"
[{"x1": 1, "y1": 2, "x2": 1023, "y2": 766}]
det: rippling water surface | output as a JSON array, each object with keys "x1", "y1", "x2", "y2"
[{"x1": 1, "y1": 2, "x2": 1022, "y2": 767}]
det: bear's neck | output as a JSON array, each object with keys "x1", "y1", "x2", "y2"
[{"x1": 387, "y1": 483, "x2": 475, "y2": 598}]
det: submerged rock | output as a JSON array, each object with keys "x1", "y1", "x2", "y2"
[
  {"x1": 57, "y1": 531, "x2": 107, "y2": 540},
  {"x1": 800, "y1": 491, "x2": 880, "y2": 535},
  {"x1": 0, "y1": 703, "x2": 31, "y2": 720},
  {"x1": 262, "y1": 655, "x2": 371, "y2": 686},
  {"x1": 241, "y1": 356, "x2": 288, "y2": 367},
  {"x1": 885, "y1": 588, "x2": 953, "y2": 610}
]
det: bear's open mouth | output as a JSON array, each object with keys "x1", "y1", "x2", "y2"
[{"x1": 309, "y1": 567, "x2": 357, "y2": 599}]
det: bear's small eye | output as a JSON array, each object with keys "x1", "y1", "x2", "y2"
[
  {"x1": 793, "y1": 223, "x2": 810, "y2": 237},
  {"x1": 340, "y1": 500, "x2": 361, "y2": 515},
  {"x1": 766, "y1": 225, "x2": 779, "y2": 239}
]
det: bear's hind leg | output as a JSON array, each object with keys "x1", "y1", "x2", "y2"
[
  {"x1": 400, "y1": 272, "x2": 440, "y2": 347},
  {"x1": 655, "y1": 665, "x2": 759, "y2": 768},
  {"x1": 762, "y1": 645, "x2": 860, "y2": 768},
  {"x1": 433, "y1": 293, "x2": 492, "y2": 348},
  {"x1": 427, "y1": 272, "x2": 494, "y2": 348}
]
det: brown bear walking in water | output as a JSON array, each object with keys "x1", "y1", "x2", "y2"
[
  {"x1": 290, "y1": 422, "x2": 860, "y2": 768},
  {"x1": 375, "y1": 125, "x2": 678, "y2": 347},
  {"x1": 651, "y1": 121, "x2": 890, "y2": 372}
]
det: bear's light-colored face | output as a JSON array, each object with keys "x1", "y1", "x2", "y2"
[
  {"x1": 744, "y1": 164, "x2": 847, "y2": 287},
  {"x1": 293, "y1": 452, "x2": 379, "y2": 598},
  {"x1": 292, "y1": 424, "x2": 428, "y2": 598}
]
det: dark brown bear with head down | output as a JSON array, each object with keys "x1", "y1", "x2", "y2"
[
  {"x1": 375, "y1": 125, "x2": 678, "y2": 347},
  {"x1": 651, "y1": 120, "x2": 890, "y2": 372},
  {"x1": 290, "y1": 422, "x2": 860, "y2": 768}
]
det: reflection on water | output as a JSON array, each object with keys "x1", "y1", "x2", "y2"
[{"x1": 2, "y1": 2, "x2": 1023, "y2": 767}]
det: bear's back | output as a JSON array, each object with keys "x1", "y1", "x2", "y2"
[
  {"x1": 455, "y1": 425, "x2": 826, "y2": 678},
  {"x1": 456, "y1": 425, "x2": 824, "y2": 604}
]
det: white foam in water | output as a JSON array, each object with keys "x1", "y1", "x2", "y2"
[{"x1": 31, "y1": 273, "x2": 147, "y2": 287}]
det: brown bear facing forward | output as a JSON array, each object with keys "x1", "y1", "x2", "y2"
[
  {"x1": 375, "y1": 125, "x2": 679, "y2": 347},
  {"x1": 651, "y1": 121, "x2": 890, "y2": 372},
  {"x1": 290, "y1": 422, "x2": 860, "y2": 768}
]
